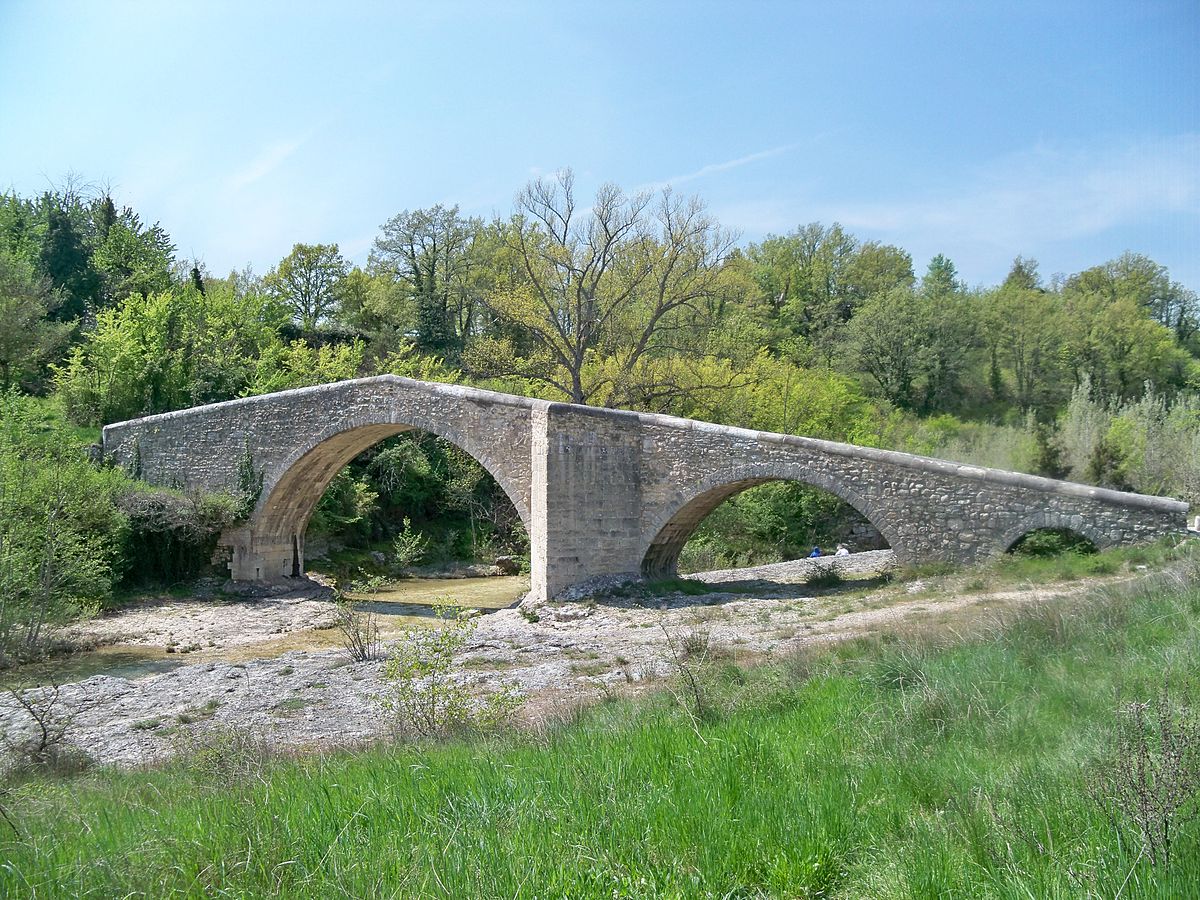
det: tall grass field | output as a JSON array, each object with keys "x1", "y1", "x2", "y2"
[{"x1": 2, "y1": 550, "x2": 1199, "y2": 897}]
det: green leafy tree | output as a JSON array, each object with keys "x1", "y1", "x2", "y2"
[
  {"x1": 917, "y1": 260, "x2": 980, "y2": 413},
  {"x1": 1061, "y1": 288, "x2": 1194, "y2": 400},
  {"x1": 987, "y1": 283, "x2": 1065, "y2": 410},
  {"x1": 0, "y1": 393, "x2": 126, "y2": 664},
  {"x1": 745, "y1": 224, "x2": 912, "y2": 364},
  {"x1": 370, "y1": 206, "x2": 480, "y2": 356},
  {"x1": 39, "y1": 199, "x2": 101, "y2": 320},
  {"x1": 333, "y1": 266, "x2": 418, "y2": 362},
  {"x1": 0, "y1": 251, "x2": 72, "y2": 392},
  {"x1": 1088, "y1": 252, "x2": 1198, "y2": 341},
  {"x1": 245, "y1": 338, "x2": 364, "y2": 395},
  {"x1": 0, "y1": 193, "x2": 41, "y2": 264},
  {"x1": 54, "y1": 284, "x2": 287, "y2": 425},
  {"x1": 920, "y1": 253, "x2": 963, "y2": 299},
  {"x1": 90, "y1": 202, "x2": 175, "y2": 306},
  {"x1": 845, "y1": 286, "x2": 930, "y2": 409},
  {"x1": 265, "y1": 243, "x2": 349, "y2": 330}
]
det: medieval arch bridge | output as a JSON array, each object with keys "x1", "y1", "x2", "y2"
[{"x1": 102, "y1": 376, "x2": 1189, "y2": 603}]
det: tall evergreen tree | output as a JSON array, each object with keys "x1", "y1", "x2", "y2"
[{"x1": 39, "y1": 202, "x2": 100, "y2": 319}]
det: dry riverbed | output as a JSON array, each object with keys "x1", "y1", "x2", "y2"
[{"x1": 0, "y1": 551, "x2": 1088, "y2": 766}]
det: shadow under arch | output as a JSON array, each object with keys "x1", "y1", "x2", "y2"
[
  {"x1": 640, "y1": 464, "x2": 903, "y2": 578},
  {"x1": 996, "y1": 511, "x2": 1111, "y2": 555},
  {"x1": 252, "y1": 420, "x2": 529, "y2": 579}
]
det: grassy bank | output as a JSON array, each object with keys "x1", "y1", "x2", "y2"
[{"x1": 2, "y1": 551, "x2": 1199, "y2": 897}]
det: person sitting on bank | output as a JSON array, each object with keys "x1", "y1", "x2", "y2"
[
  {"x1": 835, "y1": 544, "x2": 850, "y2": 556},
  {"x1": 808, "y1": 546, "x2": 822, "y2": 558}
]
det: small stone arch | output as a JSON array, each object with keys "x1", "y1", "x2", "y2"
[
  {"x1": 640, "y1": 463, "x2": 904, "y2": 577},
  {"x1": 997, "y1": 511, "x2": 1111, "y2": 555}
]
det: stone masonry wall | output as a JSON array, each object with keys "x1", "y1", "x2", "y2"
[{"x1": 532, "y1": 404, "x2": 645, "y2": 600}]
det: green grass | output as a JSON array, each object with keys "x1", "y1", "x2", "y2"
[
  {"x1": 2, "y1": 552, "x2": 1199, "y2": 897},
  {"x1": 271, "y1": 698, "x2": 313, "y2": 716},
  {"x1": 892, "y1": 535, "x2": 1193, "y2": 592}
]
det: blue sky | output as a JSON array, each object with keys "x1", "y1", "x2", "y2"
[{"x1": 1, "y1": 1, "x2": 1197, "y2": 290}]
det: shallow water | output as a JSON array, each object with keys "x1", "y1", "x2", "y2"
[
  {"x1": 346, "y1": 575, "x2": 528, "y2": 611},
  {"x1": 2, "y1": 645, "x2": 189, "y2": 689},
  {"x1": 4, "y1": 575, "x2": 529, "y2": 689}
]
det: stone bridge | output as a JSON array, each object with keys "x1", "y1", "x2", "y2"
[{"x1": 102, "y1": 376, "x2": 1189, "y2": 602}]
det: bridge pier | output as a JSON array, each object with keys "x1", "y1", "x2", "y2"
[{"x1": 527, "y1": 404, "x2": 648, "y2": 602}]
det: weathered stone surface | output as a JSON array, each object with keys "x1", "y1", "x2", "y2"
[{"x1": 103, "y1": 375, "x2": 1190, "y2": 602}]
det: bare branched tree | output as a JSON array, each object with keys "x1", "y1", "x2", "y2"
[{"x1": 471, "y1": 169, "x2": 736, "y2": 407}]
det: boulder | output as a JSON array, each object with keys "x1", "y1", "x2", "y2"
[{"x1": 494, "y1": 555, "x2": 521, "y2": 575}]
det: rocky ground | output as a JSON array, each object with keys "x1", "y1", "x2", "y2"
[{"x1": 0, "y1": 551, "x2": 1089, "y2": 767}]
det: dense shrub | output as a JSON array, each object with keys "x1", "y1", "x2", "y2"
[
  {"x1": 1009, "y1": 527, "x2": 1097, "y2": 558},
  {"x1": 0, "y1": 394, "x2": 253, "y2": 662},
  {"x1": 117, "y1": 490, "x2": 241, "y2": 585},
  {"x1": 0, "y1": 394, "x2": 126, "y2": 665},
  {"x1": 310, "y1": 432, "x2": 528, "y2": 564}
]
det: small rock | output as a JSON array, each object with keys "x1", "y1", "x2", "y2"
[
  {"x1": 551, "y1": 604, "x2": 593, "y2": 622},
  {"x1": 494, "y1": 556, "x2": 520, "y2": 575}
]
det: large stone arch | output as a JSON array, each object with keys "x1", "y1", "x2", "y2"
[
  {"x1": 201, "y1": 377, "x2": 538, "y2": 582},
  {"x1": 640, "y1": 462, "x2": 905, "y2": 577},
  {"x1": 247, "y1": 417, "x2": 531, "y2": 578}
]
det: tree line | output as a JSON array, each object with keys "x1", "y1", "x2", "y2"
[{"x1": 5, "y1": 171, "x2": 1195, "y2": 428}]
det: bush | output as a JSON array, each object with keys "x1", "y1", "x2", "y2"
[
  {"x1": 390, "y1": 516, "x2": 429, "y2": 568},
  {"x1": 172, "y1": 724, "x2": 274, "y2": 781},
  {"x1": 0, "y1": 393, "x2": 126, "y2": 665},
  {"x1": 1, "y1": 684, "x2": 91, "y2": 777},
  {"x1": 379, "y1": 600, "x2": 521, "y2": 737},
  {"x1": 1009, "y1": 527, "x2": 1096, "y2": 558},
  {"x1": 117, "y1": 489, "x2": 241, "y2": 585},
  {"x1": 805, "y1": 561, "x2": 846, "y2": 589},
  {"x1": 333, "y1": 596, "x2": 382, "y2": 662},
  {"x1": 1090, "y1": 681, "x2": 1200, "y2": 868}
]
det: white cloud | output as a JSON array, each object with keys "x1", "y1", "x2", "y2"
[
  {"x1": 823, "y1": 135, "x2": 1200, "y2": 250},
  {"x1": 708, "y1": 134, "x2": 1200, "y2": 285}
]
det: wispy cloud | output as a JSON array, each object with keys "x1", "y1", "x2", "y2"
[
  {"x1": 226, "y1": 136, "x2": 309, "y2": 192},
  {"x1": 824, "y1": 134, "x2": 1200, "y2": 249},
  {"x1": 638, "y1": 144, "x2": 801, "y2": 193},
  {"x1": 709, "y1": 134, "x2": 1200, "y2": 284}
]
